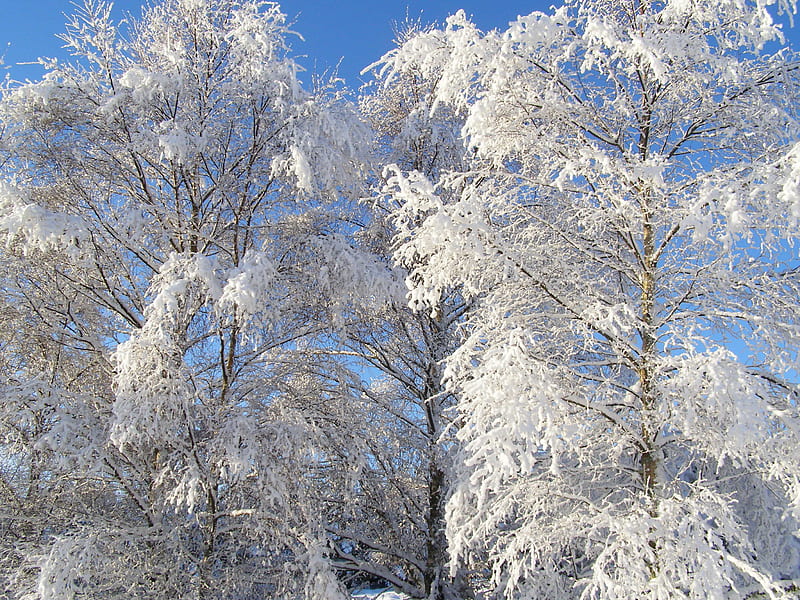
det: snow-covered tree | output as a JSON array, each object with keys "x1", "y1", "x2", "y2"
[
  {"x1": 318, "y1": 268, "x2": 470, "y2": 599},
  {"x1": 380, "y1": 1, "x2": 800, "y2": 598},
  {"x1": 0, "y1": 1, "x2": 368, "y2": 598},
  {"x1": 316, "y1": 24, "x2": 476, "y2": 599},
  {"x1": 0, "y1": 250, "x2": 106, "y2": 597}
]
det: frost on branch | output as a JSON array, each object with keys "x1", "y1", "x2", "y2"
[
  {"x1": 0, "y1": 182, "x2": 88, "y2": 260},
  {"x1": 314, "y1": 233, "x2": 405, "y2": 321},
  {"x1": 583, "y1": 491, "x2": 765, "y2": 600},
  {"x1": 763, "y1": 141, "x2": 800, "y2": 230},
  {"x1": 302, "y1": 540, "x2": 350, "y2": 600},
  {"x1": 110, "y1": 315, "x2": 193, "y2": 455}
]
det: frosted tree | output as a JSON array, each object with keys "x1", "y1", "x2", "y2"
[
  {"x1": 0, "y1": 1, "x2": 368, "y2": 598},
  {"x1": 317, "y1": 245, "x2": 471, "y2": 599},
  {"x1": 380, "y1": 1, "x2": 800, "y2": 598},
  {"x1": 0, "y1": 248, "x2": 109, "y2": 596},
  {"x1": 338, "y1": 22, "x2": 476, "y2": 599}
]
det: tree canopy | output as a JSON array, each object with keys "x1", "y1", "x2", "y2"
[{"x1": 1, "y1": 1, "x2": 800, "y2": 599}]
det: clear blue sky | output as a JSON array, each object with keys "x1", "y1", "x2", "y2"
[{"x1": 1, "y1": 1, "x2": 798, "y2": 89}]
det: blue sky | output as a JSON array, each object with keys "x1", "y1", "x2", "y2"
[
  {"x1": 1, "y1": 1, "x2": 798, "y2": 89},
  {"x1": 0, "y1": 0, "x2": 550, "y2": 88}
]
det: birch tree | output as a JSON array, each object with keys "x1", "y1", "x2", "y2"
[
  {"x1": 320, "y1": 23, "x2": 476, "y2": 598},
  {"x1": 0, "y1": 1, "x2": 368, "y2": 598},
  {"x1": 381, "y1": 1, "x2": 800, "y2": 598}
]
